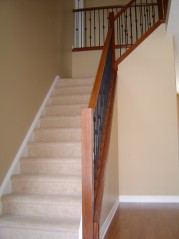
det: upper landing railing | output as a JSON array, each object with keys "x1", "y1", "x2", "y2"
[{"x1": 73, "y1": 0, "x2": 168, "y2": 55}]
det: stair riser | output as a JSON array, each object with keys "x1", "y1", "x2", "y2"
[
  {"x1": 12, "y1": 181, "x2": 81, "y2": 196},
  {"x1": 34, "y1": 130, "x2": 81, "y2": 142},
  {"x1": 44, "y1": 107, "x2": 82, "y2": 116},
  {"x1": 0, "y1": 229, "x2": 78, "y2": 239},
  {"x1": 2, "y1": 202, "x2": 81, "y2": 220},
  {"x1": 27, "y1": 144, "x2": 81, "y2": 158},
  {"x1": 53, "y1": 87, "x2": 92, "y2": 96},
  {"x1": 40, "y1": 117, "x2": 81, "y2": 128},
  {"x1": 50, "y1": 96, "x2": 89, "y2": 105},
  {"x1": 20, "y1": 162, "x2": 81, "y2": 175}
]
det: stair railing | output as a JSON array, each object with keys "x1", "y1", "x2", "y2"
[
  {"x1": 81, "y1": 12, "x2": 116, "y2": 239},
  {"x1": 114, "y1": 0, "x2": 167, "y2": 67},
  {"x1": 73, "y1": 5, "x2": 123, "y2": 50},
  {"x1": 81, "y1": 1, "x2": 168, "y2": 239},
  {"x1": 73, "y1": 0, "x2": 168, "y2": 51}
]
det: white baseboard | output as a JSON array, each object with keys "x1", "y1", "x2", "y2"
[
  {"x1": 119, "y1": 195, "x2": 179, "y2": 203},
  {"x1": 0, "y1": 75, "x2": 60, "y2": 199},
  {"x1": 100, "y1": 197, "x2": 119, "y2": 239}
]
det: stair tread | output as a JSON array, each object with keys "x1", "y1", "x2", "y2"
[
  {"x1": 12, "y1": 174, "x2": 81, "y2": 182},
  {"x1": 54, "y1": 85, "x2": 92, "y2": 90},
  {"x1": 40, "y1": 115, "x2": 81, "y2": 119},
  {"x1": 28, "y1": 141, "x2": 81, "y2": 146},
  {"x1": 51, "y1": 93, "x2": 90, "y2": 99},
  {"x1": 34, "y1": 127, "x2": 81, "y2": 132},
  {"x1": 20, "y1": 157, "x2": 81, "y2": 163},
  {"x1": 48, "y1": 104, "x2": 87, "y2": 108},
  {"x1": 2, "y1": 193, "x2": 81, "y2": 204},
  {"x1": 0, "y1": 215, "x2": 79, "y2": 232}
]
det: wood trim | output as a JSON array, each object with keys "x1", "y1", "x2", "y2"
[
  {"x1": 114, "y1": 0, "x2": 136, "y2": 21},
  {"x1": 72, "y1": 44, "x2": 132, "y2": 52},
  {"x1": 88, "y1": 26, "x2": 113, "y2": 109},
  {"x1": 93, "y1": 71, "x2": 117, "y2": 239},
  {"x1": 114, "y1": 20, "x2": 164, "y2": 69},
  {"x1": 73, "y1": 5, "x2": 124, "y2": 12},
  {"x1": 82, "y1": 108, "x2": 94, "y2": 239},
  {"x1": 72, "y1": 46, "x2": 104, "y2": 52},
  {"x1": 72, "y1": 2, "x2": 158, "y2": 12}
]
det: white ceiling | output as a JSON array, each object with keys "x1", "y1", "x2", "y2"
[{"x1": 167, "y1": 0, "x2": 179, "y2": 92}]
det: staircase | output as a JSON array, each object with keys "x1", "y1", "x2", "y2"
[{"x1": 0, "y1": 77, "x2": 94, "y2": 239}]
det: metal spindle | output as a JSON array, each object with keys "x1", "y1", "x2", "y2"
[
  {"x1": 94, "y1": 10, "x2": 96, "y2": 46},
  {"x1": 124, "y1": 10, "x2": 128, "y2": 50},
  {"x1": 140, "y1": 0, "x2": 144, "y2": 37},
  {"x1": 84, "y1": 11, "x2": 87, "y2": 47},
  {"x1": 81, "y1": 11, "x2": 83, "y2": 47},
  {"x1": 146, "y1": 0, "x2": 149, "y2": 30},
  {"x1": 129, "y1": 6, "x2": 133, "y2": 45},
  {"x1": 152, "y1": 0, "x2": 156, "y2": 24},
  {"x1": 98, "y1": 10, "x2": 101, "y2": 46},
  {"x1": 103, "y1": 9, "x2": 105, "y2": 44},
  {"x1": 89, "y1": 11, "x2": 92, "y2": 47},
  {"x1": 144, "y1": 3, "x2": 147, "y2": 33},
  {"x1": 134, "y1": 1, "x2": 138, "y2": 41},
  {"x1": 119, "y1": 16, "x2": 122, "y2": 56}
]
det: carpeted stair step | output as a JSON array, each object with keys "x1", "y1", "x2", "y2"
[
  {"x1": 11, "y1": 174, "x2": 81, "y2": 196},
  {"x1": 53, "y1": 85, "x2": 93, "y2": 96},
  {"x1": 56, "y1": 77, "x2": 94, "y2": 88},
  {"x1": 2, "y1": 194, "x2": 81, "y2": 220},
  {"x1": 20, "y1": 157, "x2": 81, "y2": 175},
  {"x1": 40, "y1": 115, "x2": 81, "y2": 128},
  {"x1": 0, "y1": 215, "x2": 79, "y2": 239},
  {"x1": 27, "y1": 142, "x2": 81, "y2": 158},
  {"x1": 33, "y1": 128, "x2": 81, "y2": 142},
  {"x1": 44, "y1": 105, "x2": 82, "y2": 116},
  {"x1": 49, "y1": 94, "x2": 90, "y2": 105}
]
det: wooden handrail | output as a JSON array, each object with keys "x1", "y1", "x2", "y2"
[
  {"x1": 88, "y1": 26, "x2": 113, "y2": 109},
  {"x1": 73, "y1": 4, "x2": 124, "y2": 12}
]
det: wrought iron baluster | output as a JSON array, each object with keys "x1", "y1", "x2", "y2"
[
  {"x1": 129, "y1": 6, "x2": 133, "y2": 45},
  {"x1": 151, "y1": 0, "x2": 155, "y2": 25},
  {"x1": 124, "y1": 10, "x2": 128, "y2": 50},
  {"x1": 81, "y1": 11, "x2": 83, "y2": 47},
  {"x1": 148, "y1": 0, "x2": 152, "y2": 28},
  {"x1": 134, "y1": 1, "x2": 138, "y2": 41},
  {"x1": 94, "y1": 10, "x2": 96, "y2": 46},
  {"x1": 119, "y1": 16, "x2": 122, "y2": 56},
  {"x1": 89, "y1": 10, "x2": 92, "y2": 47},
  {"x1": 121, "y1": 13, "x2": 124, "y2": 47},
  {"x1": 98, "y1": 10, "x2": 101, "y2": 46},
  {"x1": 93, "y1": 39, "x2": 113, "y2": 174},
  {"x1": 146, "y1": 0, "x2": 149, "y2": 30},
  {"x1": 75, "y1": 12, "x2": 79, "y2": 48},
  {"x1": 140, "y1": 0, "x2": 144, "y2": 37},
  {"x1": 84, "y1": 11, "x2": 87, "y2": 47},
  {"x1": 103, "y1": 9, "x2": 105, "y2": 44},
  {"x1": 144, "y1": 3, "x2": 147, "y2": 33}
]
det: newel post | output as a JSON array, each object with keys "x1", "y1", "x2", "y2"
[{"x1": 82, "y1": 108, "x2": 94, "y2": 239}]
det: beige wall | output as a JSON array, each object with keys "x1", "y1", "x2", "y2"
[
  {"x1": 0, "y1": 0, "x2": 73, "y2": 185},
  {"x1": 72, "y1": 50, "x2": 102, "y2": 78},
  {"x1": 118, "y1": 24, "x2": 179, "y2": 196},
  {"x1": 100, "y1": 91, "x2": 119, "y2": 228}
]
